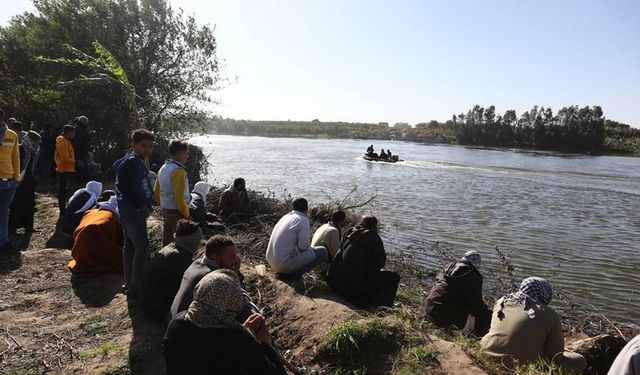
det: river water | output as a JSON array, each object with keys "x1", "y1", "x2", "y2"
[{"x1": 191, "y1": 134, "x2": 640, "y2": 322}]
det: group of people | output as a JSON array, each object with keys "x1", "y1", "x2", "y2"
[
  {"x1": 365, "y1": 144, "x2": 394, "y2": 159},
  {"x1": 3, "y1": 108, "x2": 638, "y2": 374},
  {"x1": 423, "y1": 252, "x2": 591, "y2": 373}
]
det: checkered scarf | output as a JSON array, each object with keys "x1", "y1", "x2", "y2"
[
  {"x1": 185, "y1": 269, "x2": 245, "y2": 329},
  {"x1": 499, "y1": 277, "x2": 553, "y2": 319}
]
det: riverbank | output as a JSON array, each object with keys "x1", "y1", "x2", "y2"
[{"x1": 0, "y1": 187, "x2": 636, "y2": 374}]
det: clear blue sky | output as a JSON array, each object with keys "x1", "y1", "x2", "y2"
[{"x1": 2, "y1": 0, "x2": 640, "y2": 126}]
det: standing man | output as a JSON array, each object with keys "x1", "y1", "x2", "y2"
[
  {"x1": 0, "y1": 109, "x2": 20, "y2": 252},
  {"x1": 113, "y1": 129, "x2": 155, "y2": 297},
  {"x1": 265, "y1": 198, "x2": 327, "y2": 278},
  {"x1": 9, "y1": 131, "x2": 42, "y2": 235},
  {"x1": 154, "y1": 140, "x2": 190, "y2": 247},
  {"x1": 72, "y1": 115, "x2": 90, "y2": 181},
  {"x1": 54, "y1": 124, "x2": 76, "y2": 215}
]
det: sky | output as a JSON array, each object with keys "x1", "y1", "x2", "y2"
[{"x1": 2, "y1": 0, "x2": 640, "y2": 126}]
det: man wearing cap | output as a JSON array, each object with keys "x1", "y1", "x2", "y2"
[{"x1": 422, "y1": 250, "x2": 492, "y2": 336}]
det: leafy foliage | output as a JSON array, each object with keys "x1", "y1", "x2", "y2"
[{"x1": 0, "y1": 0, "x2": 220, "y2": 167}]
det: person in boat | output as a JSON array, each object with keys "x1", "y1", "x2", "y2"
[
  {"x1": 422, "y1": 251, "x2": 491, "y2": 336},
  {"x1": 163, "y1": 269, "x2": 287, "y2": 375},
  {"x1": 387, "y1": 149, "x2": 393, "y2": 158},
  {"x1": 607, "y1": 335, "x2": 640, "y2": 375},
  {"x1": 67, "y1": 196, "x2": 124, "y2": 276},
  {"x1": 218, "y1": 177, "x2": 251, "y2": 224},
  {"x1": 265, "y1": 198, "x2": 327, "y2": 279},
  {"x1": 139, "y1": 219, "x2": 202, "y2": 320},
  {"x1": 480, "y1": 277, "x2": 586, "y2": 373},
  {"x1": 366, "y1": 145, "x2": 374, "y2": 156},
  {"x1": 60, "y1": 181, "x2": 103, "y2": 236},
  {"x1": 379, "y1": 149, "x2": 388, "y2": 159},
  {"x1": 326, "y1": 215, "x2": 400, "y2": 307}
]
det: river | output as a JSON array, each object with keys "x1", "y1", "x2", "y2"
[{"x1": 190, "y1": 134, "x2": 640, "y2": 322}]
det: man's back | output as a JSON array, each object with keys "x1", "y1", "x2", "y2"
[
  {"x1": 169, "y1": 258, "x2": 217, "y2": 318},
  {"x1": 311, "y1": 223, "x2": 340, "y2": 257},
  {"x1": 140, "y1": 245, "x2": 193, "y2": 320},
  {"x1": 265, "y1": 211, "x2": 310, "y2": 272}
]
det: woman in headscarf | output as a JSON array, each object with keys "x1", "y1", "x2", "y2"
[
  {"x1": 423, "y1": 250, "x2": 491, "y2": 336},
  {"x1": 326, "y1": 215, "x2": 400, "y2": 307},
  {"x1": 60, "y1": 180, "x2": 103, "y2": 236},
  {"x1": 481, "y1": 277, "x2": 586, "y2": 373},
  {"x1": 68, "y1": 196, "x2": 124, "y2": 277},
  {"x1": 9, "y1": 131, "x2": 42, "y2": 234},
  {"x1": 163, "y1": 269, "x2": 286, "y2": 375}
]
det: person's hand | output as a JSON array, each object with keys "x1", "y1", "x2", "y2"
[{"x1": 243, "y1": 313, "x2": 272, "y2": 345}]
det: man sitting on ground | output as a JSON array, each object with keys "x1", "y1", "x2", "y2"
[
  {"x1": 311, "y1": 210, "x2": 346, "y2": 260},
  {"x1": 170, "y1": 235, "x2": 258, "y2": 321},
  {"x1": 218, "y1": 177, "x2": 251, "y2": 224},
  {"x1": 189, "y1": 181, "x2": 224, "y2": 233},
  {"x1": 327, "y1": 215, "x2": 400, "y2": 307},
  {"x1": 265, "y1": 198, "x2": 327, "y2": 279},
  {"x1": 423, "y1": 251, "x2": 492, "y2": 336},
  {"x1": 67, "y1": 196, "x2": 123, "y2": 276},
  {"x1": 140, "y1": 220, "x2": 202, "y2": 320},
  {"x1": 60, "y1": 181, "x2": 103, "y2": 236}
]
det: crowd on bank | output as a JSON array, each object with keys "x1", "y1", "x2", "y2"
[{"x1": 0, "y1": 108, "x2": 638, "y2": 374}]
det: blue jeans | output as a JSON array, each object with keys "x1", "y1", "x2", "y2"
[
  {"x1": 0, "y1": 180, "x2": 17, "y2": 246},
  {"x1": 286, "y1": 246, "x2": 327, "y2": 279},
  {"x1": 119, "y1": 202, "x2": 151, "y2": 286}
]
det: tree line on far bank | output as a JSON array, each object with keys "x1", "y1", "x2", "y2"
[{"x1": 208, "y1": 106, "x2": 640, "y2": 155}]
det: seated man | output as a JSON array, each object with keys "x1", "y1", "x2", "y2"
[
  {"x1": 327, "y1": 215, "x2": 400, "y2": 307},
  {"x1": 189, "y1": 181, "x2": 225, "y2": 232},
  {"x1": 163, "y1": 270, "x2": 286, "y2": 375},
  {"x1": 423, "y1": 251, "x2": 491, "y2": 336},
  {"x1": 140, "y1": 220, "x2": 202, "y2": 320},
  {"x1": 67, "y1": 196, "x2": 124, "y2": 276},
  {"x1": 481, "y1": 277, "x2": 586, "y2": 373},
  {"x1": 311, "y1": 210, "x2": 346, "y2": 260},
  {"x1": 60, "y1": 180, "x2": 103, "y2": 236},
  {"x1": 170, "y1": 235, "x2": 259, "y2": 322},
  {"x1": 265, "y1": 198, "x2": 327, "y2": 279},
  {"x1": 218, "y1": 177, "x2": 251, "y2": 223},
  {"x1": 379, "y1": 149, "x2": 388, "y2": 159},
  {"x1": 366, "y1": 144, "x2": 374, "y2": 156}
]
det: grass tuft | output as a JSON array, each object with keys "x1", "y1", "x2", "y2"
[{"x1": 79, "y1": 342, "x2": 126, "y2": 360}]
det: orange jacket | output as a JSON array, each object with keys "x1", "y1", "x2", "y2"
[{"x1": 55, "y1": 136, "x2": 76, "y2": 173}]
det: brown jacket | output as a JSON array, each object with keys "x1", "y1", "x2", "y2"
[{"x1": 480, "y1": 296, "x2": 565, "y2": 367}]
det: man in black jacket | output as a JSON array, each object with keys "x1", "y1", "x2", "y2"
[
  {"x1": 327, "y1": 215, "x2": 400, "y2": 307},
  {"x1": 423, "y1": 250, "x2": 491, "y2": 336}
]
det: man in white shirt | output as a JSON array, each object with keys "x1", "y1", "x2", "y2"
[{"x1": 265, "y1": 198, "x2": 327, "y2": 278}]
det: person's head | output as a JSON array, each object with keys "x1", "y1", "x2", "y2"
[
  {"x1": 357, "y1": 215, "x2": 378, "y2": 232},
  {"x1": 193, "y1": 181, "x2": 210, "y2": 198},
  {"x1": 519, "y1": 277, "x2": 553, "y2": 306},
  {"x1": 9, "y1": 120, "x2": 22, "y2": 132},
  {"x1": 26, "y1": 131, "x2": 42, "y2": 146},
  {"x1": 174, "y1": 219, "x2": 203, "y2": 254},
  {"x1": 130, "y1": 129, "x2": 155, "y2": 158},
  {"x1": 85, "y1": 181, "x2": 103, "y2": 198},
  {"x1": 205, "y1": 235, "x2": 240, "y2": 272},
  {"x1": 233, "y1": 177, "x2": 246, "y2": 190},
  {"x1": 292, "y1": 197, "x2": 308, "y2": 214},
  {"x1": 461, "y1": 250, "x2": 481, "y2": 269},
  {"x1": 330, "y1": 210, "x2": 346, "y2": 227},
  {"x1": 62, "y1": 124, "x2": 76, "y2": 140},
  {"x1": 75, "y1": 115, "x2": 88, "y2": 127},
  {"x1": 168, "y1": 139, "x2": 189, "y2": 164},
  {"x1": 185, "y1": 269, "x2": 243, "y2": 329}
]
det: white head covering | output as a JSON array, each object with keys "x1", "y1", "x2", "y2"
[
  {"x1": 98, "y1": 196, "x2": 119, "y2": 217},
  {"x1": 193, "y1": 181, "x2": 210, "y2": 198},
  {"x1": 74, "y1": 181, "x2": 103, "y2": 214},
  {"x1": 462, "y1": 250, "x2": 482, "y2": 269},
  {"x1": 76, "y1": 115, "x2": 89, "y2": 125}
]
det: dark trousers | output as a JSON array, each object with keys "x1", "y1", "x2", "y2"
[
  {"x1": 9, "y1": 178, "x2": 36, "y2": 231},
  {"x1": 120, "y1": 203, "x2": 151, "y2": 287},
  {"x1": 57, "y1": 172, "x2": 74, "y2": 215}
]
